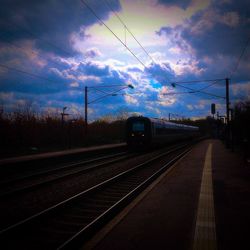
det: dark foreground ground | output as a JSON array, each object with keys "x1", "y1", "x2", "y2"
[{"x1": 82, "y1": 139, "x2": 250, "y2": 250}]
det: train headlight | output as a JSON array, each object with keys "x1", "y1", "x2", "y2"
[
  {"x1": 131, "y1": 133, "x2": 134, "y2": 137},
  {"x1": 142, "y1": 134, "x2": 144, "y2": 136}
]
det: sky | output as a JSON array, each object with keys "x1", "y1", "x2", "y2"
[{"x1": 0, "y1": 0, "x2": 249, "y2": 120}]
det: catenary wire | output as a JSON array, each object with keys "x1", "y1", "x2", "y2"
[
  {"x1": 104, "y1": 2, "x2": 227, "y2": 98},
  {"x1": 0, "y1": 19, "x2": 74, "y2": 57},
  {"x1": 103, "y1": 0, "x2": 157, "y2": 65},
  {"x1": 0, "y1": 63, "x2": 63, "y2": 85},
  {"x1": 0, "y1": 33, "x2": 68, "y2": 70},
  {"x1": 174, "y1": 82, "x2": 225, "y2": 99},
  {"x1": 92, "y1": 0, "x2": 226, "y2": 97},
  {"x1": 80, "y1": 0, "x2": 147, "y2": 69},
  {"x1": 229, "y1": 36, "x2": 250, "y2": 78}
]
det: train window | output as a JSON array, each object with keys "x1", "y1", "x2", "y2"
[
  {"x1": 155, "y1": 127, "x2": 172, "y2": 135},
  {"x1": 132, "y1": 122, "x2": 145, "y2": 132}
]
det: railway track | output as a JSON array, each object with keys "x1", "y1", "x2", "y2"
[
  {"x1": 0, "y1": 151, "x2": 133, "y2": 197},
  {"x1": 0, "y1": 142, "x2": 195, "y2": 249}
]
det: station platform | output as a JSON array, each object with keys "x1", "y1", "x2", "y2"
[
  {"x1": 83, "y1": 139, "x2": 250, "y2": 250},
  {"x1": 0, "y1": 143, "x2": 126, "y2": 165}
]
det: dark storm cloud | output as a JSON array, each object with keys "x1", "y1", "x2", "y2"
[
  {"x1": 181, "y1": 14, "x2": 249, "y2": 57},
  {"x1": 158, "y1": 0, "x2": 250, "y2": 80},
  {"x1": 0, "y1": 59, "x2": 129, "y2": 95},
  {"x1": 0, "y1": 65, "x2": 71, "y2": 94},
  {"x1": 76, "y1": 61, "x2": 131, "y2": 85},
  {"x1": 78, "y1": 61, "x2": 110, "y2": 76},
  {"x1": 99, "y1": 68, "x2": 127, "y2": 85},
  {"x1": 0, "y1": 0, "x2": 126, "y2": 99},
  {"x1": 158, "y1": 0, "x2": 192, "y2": 9},
  {"x1": 0, "y1": 0, "x2": 121, "y2": 57},
  {"x1": 145, "y1": 62, "x2": 176, "y2": 84},
  {"x1": 221, "y1": 0, "x2": 250, "y2": 19}
]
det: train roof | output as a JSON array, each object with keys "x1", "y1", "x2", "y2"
[{"x1": 127, "y1": 116, "x2": 199, "y2": 131}]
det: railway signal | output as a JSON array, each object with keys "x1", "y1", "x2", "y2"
[{"x1": 211, "y1": 103, "x2": 216, "y2": 116}]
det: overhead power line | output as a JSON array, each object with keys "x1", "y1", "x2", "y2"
[
  {"x1": 81, "y1": 0, "x2": 225, "y2": 99},
  {"x1": 101, "y1": 2, "x2": 227, "y2": 98},
  {"x1": 230, "y1": 36, "x2": 250, "y2": 78},
  {"x1": 80, "y1": 0, "x2": 147, "y2": 69},
  {"x1": 170, "y1": 78, "x2": 225, "y2": 84},
  {"x1": 103, "y1": 0, "x2": 156, "y2": 64},
  {"x1": 168, "y1": 78, "x2": 226, "y2": 98},
  {"x1": 173, "y1": 82, "x2": 225, "y2": 99},
  {"x1": 197, "y1": 79, "x2": 221, "y2": 91},
  {"x1": 0, "y1": 19, "x2": 74, "y2": 57},
  {"x1": 88, "y1": 86, "x2": 129, "y2": 104},
  {"x1": 162, "y1": 91, "x2": 195, "y2": 95},
  {"x1": 106, "y1": 1, "x2": 226, "y2": 98},
  {"x1": 0, "y1": 63, "x2": 62, "y2": 84},
  {"x1": 0, "y1": 33, "x2": 66, "y2": 69}
]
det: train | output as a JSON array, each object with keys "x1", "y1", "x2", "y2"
[{"x1": 125, "y1": 116, "x2": 199, "y2": 147}]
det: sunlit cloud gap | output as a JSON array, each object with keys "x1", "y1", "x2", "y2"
[
  {"x1": 81, "y1": 0, "x2": 147, "y2": 69},
  {"x1": 102, "y1": 0, "x2": 157, "y2": 65},
  {"x1": 0, "y1": 0, "x2": 249, "y2": 119}
]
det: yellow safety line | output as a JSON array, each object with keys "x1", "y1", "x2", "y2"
[{"x1": 193, "y1": 143, "x2": 217, "y2": 250}]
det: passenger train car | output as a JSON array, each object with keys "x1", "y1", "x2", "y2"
[{"x1": 126, "y1": 116, "x2": 199, "y2": 147}]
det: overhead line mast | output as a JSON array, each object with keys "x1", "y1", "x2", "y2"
[
  {"x1": 82, "y1": 0, "x2": 226, "y2": 98},
  {"x1": 99, "y1": 1, "x2": 229, "y2": 98},
  {"x1": 81, "y1": 0, "x2": 233, "y2": 132}
]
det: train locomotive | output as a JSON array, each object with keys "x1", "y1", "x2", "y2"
[{"x1": 126, "y1": 116, "x2": 199, "y2": 147}]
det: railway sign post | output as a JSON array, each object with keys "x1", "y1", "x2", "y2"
[{"x1": 211, "y1": 103, "x2": 216, "y2": 118}]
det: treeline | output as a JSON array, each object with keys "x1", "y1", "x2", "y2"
[
  {"x1": 0, "y1": 110, "x2": 126, "y2": 158},
  {"x1": 1, "y1": 101, "x2": 249, "y2": 158}
]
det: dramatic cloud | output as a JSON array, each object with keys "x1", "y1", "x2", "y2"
[
  {"x1": 0, "y1": 0, "x2": 249, "y2": 119},
  {"x1": 0, "y1": 0, "x2": 121, "y2": 56},
  {"x1": 158, "y1": 0, "x2": 192, "y2": 9}
]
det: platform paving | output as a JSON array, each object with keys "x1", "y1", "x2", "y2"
[{"x1": 82, "y1": 139, "x2": 250, "y2": 250}]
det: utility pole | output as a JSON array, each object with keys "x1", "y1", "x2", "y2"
[
  {"x1": 226, "y1": 78, "x2": 230, "y2": 125},
  {"x1": 61, "y1": 107, "x2": 69, "y2": 148},
  {"x1": 229, "y1": 108, "x2": 234, "y2": 151},
  {"x1": 225, "y1": 78, "x2": 230, "y2": 147},
  {"x1": 83, "y1": 84, "x2": 134, "y2": 136},
  {"x1": 84, "y1": 86, "x2": 88, "y2": 135}
]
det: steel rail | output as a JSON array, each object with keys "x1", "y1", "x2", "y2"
[
  {"x1": 60, "y1": 147, "x2": 192, "y2": 249},
  {"x1": 0, "y1": 151, "x2": 133, "y2": 197},
  {"x1": 0, "y1": 152, "x2": 127, "y2": 187},
  {"x1": 0, "y1": 142, "x2": 194, "y2": 249},
  {"x1": 0, "y1": 151, "x2": 128, "y2": 186}
]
